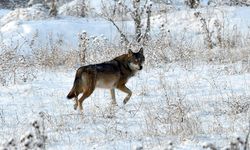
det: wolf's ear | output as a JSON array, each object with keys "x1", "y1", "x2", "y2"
[
  {"x1": 128, "y1": 49, "x2": 133, "y2": 56},
  {"x1": 139, "y1": 47, "x2": 143, "y2": 54}
]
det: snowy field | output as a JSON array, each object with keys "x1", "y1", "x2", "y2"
[
  {"x1": 0, "y1": 63, "x2": 250, "y2": 149},
  {"x1": 1, "y1": 0, "x2": 250, "y2": 149}
]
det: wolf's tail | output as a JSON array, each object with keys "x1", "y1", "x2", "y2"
[
  {"x1": 67, "y1": 76, "x2": 81, "y2": 99},
  {"x1": 67, "y1": 87, "x2": 76, "y2": 99}
]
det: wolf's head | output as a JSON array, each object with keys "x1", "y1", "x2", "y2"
[{"x1": 128, "y1": 47, "x2": 145, "y2": 71}]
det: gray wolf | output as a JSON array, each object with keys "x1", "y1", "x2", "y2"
[{"x1": 67, "y1": 48, "x2": 145, "y2": 111}]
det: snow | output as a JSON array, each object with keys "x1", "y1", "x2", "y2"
[
  {"x1": 2, "y1": 4, "x2": 250, "y2": 54},
  {"x1": 0, "y1": 9, "x2": 10, "y2": 18},
  {"x1": 0, "y1": 4, "x2": 49, "y2": 26},
  {"x1": 0, "y1": 63, "x2": 249, "y2": 149},
  {"x1": 1, "y1": 1, "x2": 250, "y2": 149},
  {"x1": 0, "y1": 17, "x2": 134, "y2": 54},
  {"x1": 150, "y1": 6, "x2": 250, "y2": 49},
  {"x1": 58, "y1": 0, "x2": 87, "y2": 17}
]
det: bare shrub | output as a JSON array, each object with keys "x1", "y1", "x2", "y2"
[
  {"x1": 146, "y1": 27, "x2": 198, "y2": 67},
  {"x1": 0, "y1": 0, "x2": 29, "y2": 9},
  {"x1": 29, "y1": 31, "x2": 124, "y2": 70},
  {"x1": 0, "y1": 47, "x2": 37, "y2": 86},
  {"x1": 31, "y1": 33, "x2": 69, "y2": 69},
  {"x1": 101, "y1": 0, "x2": 152, "y2": 46},
  {"x1": 144, "y1": 96, "x2": 200, "y2": 139},
  {"x1": 206, "y1": 17, "x2": 250, "y2": 51},
  {"x1": 224, "y1": 95, "x2": 250, "y2": 115},
  {"x1": 28, "y1": 0, "x2": 49, "y2": 7},
  {"x1": 0, "y1": 4, "x2": 49, "y2": 26},
  {"x1": 214, "y1": 19, "x2": 222, "y2": 48},
  {"x1": 203, "y1": 143, "x2": 217, "y2": 150},
  {"x1": 204, "y1": 134, "x2": 250, "y2": 150},
  {"x1": 143, "y1": 77, "x2": 201, "y2": 139},
  {"x1": 227, "y1": 0, "x2": 250, "y2": 6},
  {"x1": 49, "y1": 0, "x2": 58, "y2": 16},
  {"x1": 58, "y1": 0, "x2": 89, "y2": 17},
  {"x1": 78, "y1": 30, "x2": 88, "y2": 65},
  {"x1": 185, "y1": 0, "x2": 200, "y2": 8},
  {"x1": 206, "y1": 0, "x2": 250, "y2": 6},
  {"x1": 1, "y1": 113, "x2": 47, "y2": 150},
  {"x1": 85, "y1": 35, "x2": 123, "y2": 64},
  {"x1": 199, "y1": 17, "x2": 213, "y2": 50}
]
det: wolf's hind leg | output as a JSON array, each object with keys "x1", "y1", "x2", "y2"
[
  {"x1": 78, "y1": 87, "x2": 95, "y2": 111},
  {"x1": 73, "y1": 97, "x2": 78, "y2": 110},
  {"x1": 117, "y1": 84, "x2": 132, "y2": 104},
  {"x1": 110, "y1": 89, "x2": 117, "y2": 105}
]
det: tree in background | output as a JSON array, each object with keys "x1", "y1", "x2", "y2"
[
  {"x1": 102, "y1": 0, "x2": 152, "y2": 47},
  {"x1": 207, "y1": 0, "x2": 250, "y2": 6},
  {"x1": 185, "y1": 0, "x2": 200, "y2": 8},
  {"x1": 228, "y1": 0, "x2": 250, "y2": 6},
  {"x1": 58, "y1": 0, "x2": 88, "y2": 17},
  {"x1": 28, "y1": 0, "x2": 49, "y2": 7},
  {"x1": 49, "y1": 0, "x2": 57, "y2": 16},
  {"x1": 0, "y1": 0, "x2": 29, "y2": 9}
]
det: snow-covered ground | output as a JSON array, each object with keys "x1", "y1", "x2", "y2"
[
  {"x1": 1, "y1": 1, "x2": 250, "y2": 149},
  {"x1": 0, "y1": 63, "x2": 250, "y2": 149}
]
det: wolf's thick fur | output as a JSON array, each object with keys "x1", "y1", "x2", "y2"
[{"x1": 67, "y1": 48, "x2": 145, "y2": 111}]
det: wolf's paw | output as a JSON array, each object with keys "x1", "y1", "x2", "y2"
[
  {"x1": 123, "y1": 100, "x2": 128, "y2": 105},
  {"x1": 73, "y1": 104, "x2": 78, "y2": 110},
  {"x1": 111, "y1": 101, "x2": 118, "y2": 106}
]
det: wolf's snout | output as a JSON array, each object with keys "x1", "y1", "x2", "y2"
[{"x1": 139, "y1": 66, "x2": 143, "y2": 70}]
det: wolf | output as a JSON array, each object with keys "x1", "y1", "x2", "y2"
[{"x1": 67, "y1": 48, "x2": 145, "y2": 111}]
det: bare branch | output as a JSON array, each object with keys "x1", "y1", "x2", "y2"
[
  {"x1": 141, "y1": 2, "x2": 152, "y2": 45},
  {"x1": 244, "y1": 120, "x2": 250, "y2": 150},
  {"x1": 106, "y1": 17, "x2": 130, "y2": 45}
]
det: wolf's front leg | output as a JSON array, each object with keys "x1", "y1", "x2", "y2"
[
  {"x1": 73, "y1": 97, "x2": 78, "y2": 110},
  {"x1": 110, "y1": 89, "x2": 117, "y2": 105},
  {"x1": 117, "y1": 85, "x2": 132, "y2": 104}
]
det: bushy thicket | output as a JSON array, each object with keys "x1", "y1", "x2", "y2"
[{"x1": 0, "y1": 0, "x2": 29, "y2": 9}]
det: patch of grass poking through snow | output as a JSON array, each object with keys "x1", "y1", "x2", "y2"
[
  {"x1": 203, "y1": 131, "x2": 250, "y2": 150},
  {"x1": 225, "y1": 95, "x2": 250, "y2": 116},
  {"x1": 143, "y1": 76, "x2": 201, "y2": 140},
  {"x1": 1, "y1": 112, "x2": 48, "y2": 150},
  {"x1": 0, "y1": 48, "x2": 37, "y2": 86},
  {"x1": 144, "y1": 95, "x2": 201, "y2": 139}
]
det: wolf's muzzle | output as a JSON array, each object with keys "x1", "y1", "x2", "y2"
[{"x1": 139, "y1": 66, "x2": 143, "y2": 70}]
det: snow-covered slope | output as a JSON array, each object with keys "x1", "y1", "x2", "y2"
[
  {"x1": 1, "y1": 5, "x2": 250, "y2": 53},
  {"x1": 0, "y1": 18, "x2": 134, "y2": 54}
]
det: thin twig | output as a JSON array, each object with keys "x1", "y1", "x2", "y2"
[{"x1": 244, "y1": 120, "x2": 250, "y2": 150}]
